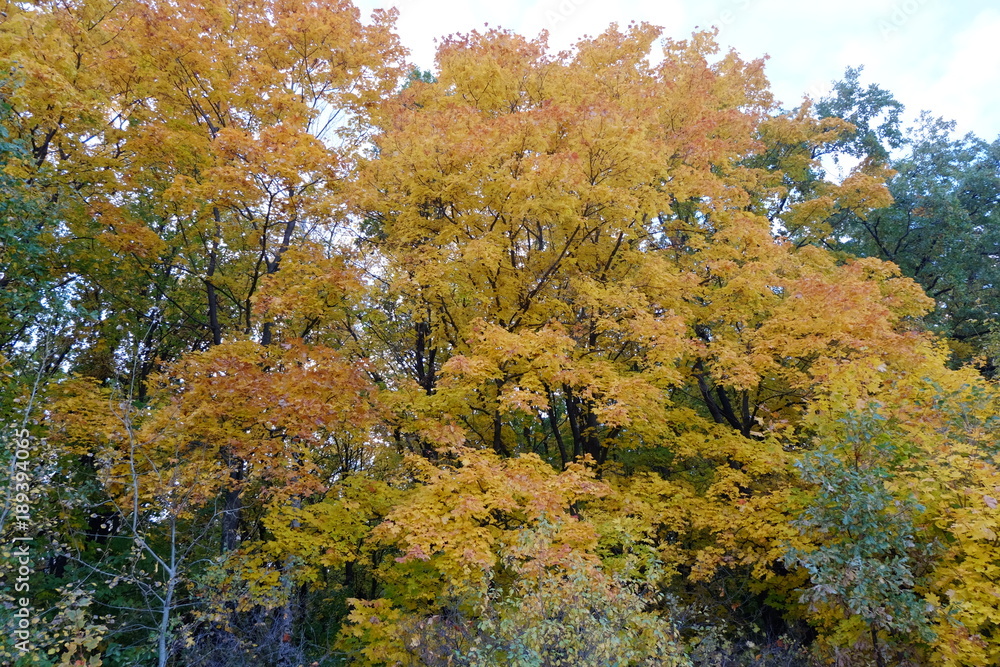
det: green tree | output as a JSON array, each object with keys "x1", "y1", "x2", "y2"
[
  {"x1": 808, "y1": 71, "x2": 1000, "y2": 370},
  {"x1": 813, "y1": 66, "x2": 905, "y2": 164},
  {"x1": 786, "y1": 407, "x2": 930, "y2": 667}
]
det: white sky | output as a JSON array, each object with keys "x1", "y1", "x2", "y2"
[{"x1": 354, "y1": 0, "x2": 1000, "y2": 141}]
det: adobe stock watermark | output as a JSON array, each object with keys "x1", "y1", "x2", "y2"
[
  {"x1": 543, "y1": 0, "x2": 588, "y2": 28},
  {"x1": 878, "y1": 0, "x2": 934, "y2": 39},
  {"x1": 803, "y1": 78, "x2": 833, "y2": 103},
  {"x1": 713, "y1": 0, "x2": 760, "y2": 34},
  {"x1": 4, "y1": 426, "x2": 35, "y2": 656}
]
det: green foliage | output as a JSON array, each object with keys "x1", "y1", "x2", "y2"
[
  {"x1": 818, "y1": 75, "x2": 1000, "y2": 368},
  {"x1": 0, "y1": 77, "x2": 71, "y2": 414},
  {"x1": 0, "y1": 80, "x2": 48, "y2": 350},
  {"x1": 814, "y1": 67, "x2": 905, "y2": 163},
  {"x1": 785, "y1": 407, "x2": 932, "y2": 661},
  {"x1": 0, "y1": 555, "x2": 112, "y2": 667},
  {"x1": 403, "y1": 68, "x2": 436, "y2": 88}
]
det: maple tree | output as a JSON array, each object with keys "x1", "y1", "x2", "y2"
[
  {"x1": 3, "y1": 0, "x2": 403, "y2": 376},
  {"x1": 346, "y1": 23, "x2": 937, "y2": 622},
  {"x1": 354, "y1": 23, "x2": 929, "y2": 459},
  {"x1": 2, "y1": 0, "x2": 404, "y2": 663}
]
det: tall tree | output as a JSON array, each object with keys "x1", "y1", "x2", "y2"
[
  {"x1": 353, "y1": 24, "x2": 931, "y2": 465},
  {"x1": 2, "y1": 0, "x2": 405, "y2": 662},
  {"x1": 830, "y1": 114, "x2": 1000, "y2": 366}
]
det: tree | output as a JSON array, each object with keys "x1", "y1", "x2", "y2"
[
  {"x1": 2, "y1": 0, "x2": 405, "y2": 662},
  {"x1": 806, "y1": 71, "x2": 1000, "y2": 370},
  {"x1": 842, "y1": 118, "x2": 1000, "y2": 367},
  {"x1": 786, "y1": 407, "x2": 929, "y2": 667},
  {"x1": 308, "y1": 25, "x2": 967, "y2": 663},
  {"x1": 1, "y1": 0, "x2": 405, "y2": 384},
  {"x1": 354, "y1": 24, "x2": 931, "y2": 465},
  {"x1": 338, "y1": 448, "x2": 688, "y2": 666},
  {"x1": 813, "y1": 66, "x2": 905, "y2": 164}
]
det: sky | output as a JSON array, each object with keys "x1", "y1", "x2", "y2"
[{"x1": 353, "y1": 0, "x2": 1000, "y2": 142}]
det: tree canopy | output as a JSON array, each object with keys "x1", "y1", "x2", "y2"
[{"x1": 1, "y1": 3, "x2": 1000, "y2": 666}]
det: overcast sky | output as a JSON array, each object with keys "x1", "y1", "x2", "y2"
[{"x1": 354, "y1": 0, "x2": 1000, "y2": 142}]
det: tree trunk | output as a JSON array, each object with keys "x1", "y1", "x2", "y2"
[
  {"x1": 871, "y1": 623, "x2": 885, "y2": 667},
  {"x1": 221, "y1": 455, "x2": 243, "y2": 553}
]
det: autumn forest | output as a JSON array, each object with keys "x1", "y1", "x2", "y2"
[{"x1": 1, "y1": 1, "x2": 1000, "y2": 665}]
